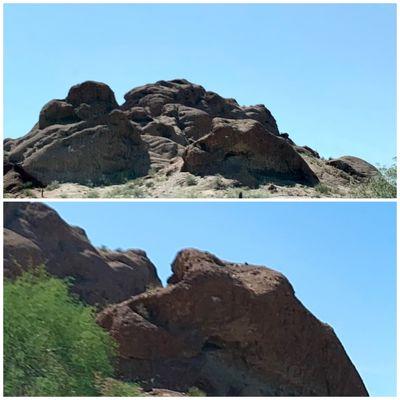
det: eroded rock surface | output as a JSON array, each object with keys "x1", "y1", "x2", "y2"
[
  {"x1": 4, "y1": 79, "x2": 328, "y2": 192},
  {"x1": 326, "y1": 156, "x2": 379, "y2": 181},
  {"x1": 4, "y1": 202, "x2": 161, "y2": 305},
  {"x1": 98, "y1": 248, "x2": 368, "y2": 396},
  {"x1": 5, "y1": 82, "x2": 150, "y2": 186},
  {"x1": 182, "y1": 118, "x2": 319, "y2": 186}
]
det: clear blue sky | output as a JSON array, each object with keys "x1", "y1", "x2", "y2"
[
  {"x1": 4, "y1": 4, "x2": 396, "y2": 166},
  {"x1": 47, "y1": 201, "x2": 396, "y2": 396}
]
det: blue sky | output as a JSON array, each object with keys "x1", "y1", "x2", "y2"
[
  {"x1": 47, "y1": 201, "x2": 396, "y2": 396},
  {"x1": 4, "y1": 4, "x2": 396, "y2": 166}
]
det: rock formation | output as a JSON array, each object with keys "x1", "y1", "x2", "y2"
[
  {"x1": 182, "y1": 118, "x2": 319, "y2": 186},
  {"x1": 326, "y1": 156, "x2": 379, "y2": 181},
  {"x1": 98, "y1": 249, "x2": 368, "y2": 396},
  {"x1": 4, "y1": 79, "x2": 327, "y2": 192},
  {"x1": 4, "y1": 203, "x2": 369, "y2": 396},
  {"x1": 5, "y1": 82, "x2": 150, "y2": 186},
  {"x1": 4, "y1": 202, "x2": 161, "y2": 305}
]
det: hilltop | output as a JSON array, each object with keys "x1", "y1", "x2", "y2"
[{"x1": 4, "y1": 79, "x2": 382, "y2": 198}]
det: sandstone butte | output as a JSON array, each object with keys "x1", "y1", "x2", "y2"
[
  {"x1": 4, "y1": 202, "x2": 369, "y2": 396},
  {"x1": 4, "y1": 79, "x2": 378, "y2": 196}
]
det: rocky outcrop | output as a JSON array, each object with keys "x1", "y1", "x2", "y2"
[
  {"x1": 4, "y1": 202, "x2": 368, "y2": 395},
  {"x1": 3, "y1": 161, "x2": 44, "y2": 194},
  {"x1": 326, "y1": 156, "x2": 379, "y2": 181},
  {"x1": 98, "y1": 248, "x2": 368, "y2": 396},
  {"x1": 182, "y1": 118, "x2": 319, "y2": 186},
  {"x1": 4, "y1": 79, "x2": 327, "y2": 191},
  {"x1": 5, "y1": 82, "x2": 150, "y2": 186},
  {"x1": 4, "y1": 202, "x2": 161, "y2": 305}
]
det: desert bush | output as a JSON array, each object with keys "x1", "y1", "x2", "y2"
[
  {"x1": 185, "y1": 174, "x2": 197, "y2": 186},
  {"x1": 315, "y1": 183, "x2": 331, "y2": 194},
  {"x1": 46, "y1": 180, "x2": 60, "y2": 191},
  {"x1": 86, "y1": 190, "x2": 100, "y2": 198},
  {"x1": 357, "y1": 161, "x2": 397, "y2": 198},
  {"x1": 4, "y1": 267, "x2": 116, "y2": 396}
]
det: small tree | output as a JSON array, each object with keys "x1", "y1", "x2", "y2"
[{"x1": 4, "y1": 267, "x2": 116, "y2": 396}]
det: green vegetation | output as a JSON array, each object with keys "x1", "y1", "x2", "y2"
[
  {"x1": 357, "y1": 161, "x2": 397, "y2": 198},
  {"x1": 185, "y1": 174, "x2": 198, "y2": 186},
  {"x1": 46, "y1": 180, "x2": 60, "y2": 191},
  {"x1": 4, "y1": 268, "x2": 116, "y2": 396},
  {"x1": 86, "y1": 190, "x2": 100, "y2": 198},
  {"x1": 315, "y1": 183, "x2": 331, "y2": 195},
  {"x1": 21, "y1": 188, "x2": 36, "y2": 198},
  {"x1": 104, "y1": 178, "x2": 149, "y2": 198}
]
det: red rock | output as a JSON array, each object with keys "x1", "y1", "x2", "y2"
[
  {"x1": 182, "y1": 118, "x2": 319, "y2": 187},
  {"x1": 4, "y1": 202, "x2": 162, "y2": 306},
  {"x1": 326, "y1": 156, "x2": 379, "y2": 181},
  {"x1": 66, "y1": 80, "x2": 118, "y2": 111},
  {"x1": 98, "y1": 248, "x2": 368, "y2": 396}
]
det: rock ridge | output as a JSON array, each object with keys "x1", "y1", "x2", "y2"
[
  {"x1": 3, "y1": 79, "x2": 339, "y2": 192},
  {"x1": 4, "y1": 202, "x2": 161, "y2": 305}
]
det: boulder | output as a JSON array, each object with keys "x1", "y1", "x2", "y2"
[
  {"x1": 5, "y1": 80, "x2": 154, "y2": 186},
  {"x1": 3, "y1": 161, "x2": 44, "y2": 194},
  {"x1": 242, "y1": 104, "x2": 279, "y2": 134},
  {"x1": 201, "y1": 91, "x2": 244, "y2": 119},
  {"x1": 123, "y1": 79, "x2": 206, "y2": 117},
  {"x1": 39, "y1": 100, "x2": 79, "y2": 129},
  {"x1": 66, "y1": 80, "x2": 118, "y2": 113},
  {"x1": 142, "y1": 116, "x2": 188, "y2": 146},
  {"x1": 294, "y1": 145, "x2": 320, "y2": 158},
  {"x1": 182, "y1": 118, "x2": 319, "y2": 187},
  {"x1": 326, "y1": 156, "x2": 379, "y2": 181},
  {"x1": 142, "y1": 135, "x2": 185, "y2": 161},
  {"x1": 127, "y1": 106, "x2": 153, "y2": 125},
  {"x1": 163, "y1": 104, "x2": 212, "y2": 141},
  {"x1": 98, "y1": 248, "x2": 368, "y2": 396},
  {"x1": 4, "y1": 202, "x2": 162, "y2": 306},
  {"x1": 7, "y1": 111, "x2": 150, "y2": 186}
]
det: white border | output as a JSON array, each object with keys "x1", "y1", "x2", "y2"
[{"x1": 0, "y1": 1, "x2": 398, "y2": 399}]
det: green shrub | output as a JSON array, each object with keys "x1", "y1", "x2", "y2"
[
  {"x1": 86, "y1": 190, "x2": 100, "y2": 198},
  {"x1": 4, "y1": 267, "x2": 116, "y2": 396},
  {"x1": 46, "y1": 180, "x2": 60, "y2": 191},
  {"x1": 185, "y1": 175, "x2": 197, "y2": 186},
  {"x1": 357, "y1": 161, "x2": 397, "y2": 198},
  {"x1": 315, "y1": 183, "x2": 331, "y2": 194}
]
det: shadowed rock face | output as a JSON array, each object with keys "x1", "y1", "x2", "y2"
[
  {"x1": 5, "y1": 82, "x2": 150, "y2": 186},
  {"x1": 4, "y1": 79, "x2": 323, "y2": 189},
  {"x1": 4, "y1": 202, "x2": 161, "y2": 306},
  {"x1": 98, "y1": 248, "x2": 368, "y2": 396},
  {"x1": 182, "y1": 118, "x2": 319, "y2": 187},
  {"x1": 326, "y1": 156, "x2": 379, "y2": 181}
]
